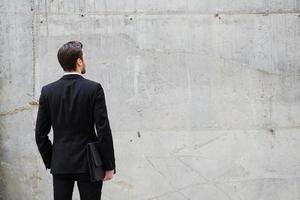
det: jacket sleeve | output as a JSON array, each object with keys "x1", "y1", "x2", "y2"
[
  {"x1": 93, "y1": 84, "x2": 116, "y2": 174},
  {"x1": 35, "y1": 86, "x2": 52, "y2": 171}
]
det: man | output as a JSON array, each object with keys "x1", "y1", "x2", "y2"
[{"x1": 35, "y1": 41, "x2": 116, "y2": 200}]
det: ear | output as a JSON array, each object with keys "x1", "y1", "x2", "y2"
[{"x1": 77, "y1": 57, "x2": 82, "y2": 65}]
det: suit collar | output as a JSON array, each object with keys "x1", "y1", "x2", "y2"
[{"x1": 60, "y1": 74, "x2": 84, "y2": 80}]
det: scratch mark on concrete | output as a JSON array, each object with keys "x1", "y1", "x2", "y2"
[
  {"x1": 134, "y1": 56, "x2": 140, "y2": 97},
  {"x1": 145, "y1": 156, "x2": 166, "y2": 178},
  {"x1": 193, "y1": 133, "x2": 228, "y2": 150},
  {"x1": 171, "y1": 144, "x2": 187, "y2": 154},
  {"x1": 156, "y1": 72, "x2": 178, "y2": 88},
  {"x1": 118, "y1": 33, "x2": 137, "y2": 46},
  {"x1": 176, "y1": 157, "x2": 235, "y2": 200},
  {"x1": 186, "y1": 65, "x2": 191, "y2": 102},
  {"x1": 145, "y1": 156, "x2": 191, "y2": 200}
]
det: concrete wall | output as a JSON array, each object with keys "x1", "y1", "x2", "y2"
[{"x1": 0, "y1": 0, "x2": 299, "y2": 199}]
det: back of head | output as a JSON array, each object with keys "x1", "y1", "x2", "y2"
[{"x1": 57, "y1": 41, "x2": 83, "y2": 72}]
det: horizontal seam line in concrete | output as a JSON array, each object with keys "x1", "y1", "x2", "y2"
[
  {"x1": 111, "y1": 127, "x2": 300, "y2": 133},
  {"x1": 33, "y1": 10, "x2": 300, "y2": 16}
]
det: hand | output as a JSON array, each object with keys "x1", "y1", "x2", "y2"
[{"x1": 102, "y1": 169, "x2": 114, "y2": 181}]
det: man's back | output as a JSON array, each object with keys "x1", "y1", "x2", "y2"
[
  {"x1": 35, "y1": 41, "x2": 115, "y2": 199},
  {"x1": 35, "y1": 74, "x2": 116, "y2": 174},
  {"x1": 47, "y1": 74, "x2": 98, "y2": 137}
]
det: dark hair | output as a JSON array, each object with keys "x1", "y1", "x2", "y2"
[{"x1": 57, "y1": 41, "x2": 83, "y2": 71}]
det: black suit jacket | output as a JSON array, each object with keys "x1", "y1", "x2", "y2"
[{"x1": 35, "y1": 74, "x2": 116, "y2": 174}]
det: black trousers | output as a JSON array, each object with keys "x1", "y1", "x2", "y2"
[{"x1": 52, "y1": 172, "x2": 103, "y2": 200}]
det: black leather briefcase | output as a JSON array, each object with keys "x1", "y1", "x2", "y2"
[{"x1": 86, "y1": 141, "x2": 105, "y2": 182}]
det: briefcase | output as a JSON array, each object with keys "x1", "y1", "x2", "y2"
[{"x1": 86, "y1": 141, "x2": 105, "y2": 182}]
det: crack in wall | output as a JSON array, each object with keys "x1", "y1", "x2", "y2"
[{"x1": 0, "y1": 101, "x2": 38, "y2": 117}]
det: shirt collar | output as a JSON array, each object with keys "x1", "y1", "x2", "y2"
[{"x1": 63, "y1": 71, "x2": 83, "y2": 76}]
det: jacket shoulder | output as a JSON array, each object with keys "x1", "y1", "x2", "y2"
[
  {"x1": 40, "y1": 80, "x2": 60, "y2": 93},
  {"x1": 81, "y1": 78, "x2": 101, "y2": 88},
  {"x1": 80, "y1": 78, "x2": 104, "y2": 93},
  {"x1": 41, "y1": 77, "x2": 102, "y2": 94}
]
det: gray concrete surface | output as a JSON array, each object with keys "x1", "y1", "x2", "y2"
[{"x1": 0, "y1": 0, "x2": 300, "y2": 199}]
